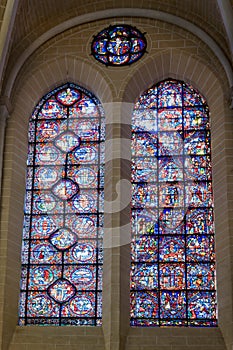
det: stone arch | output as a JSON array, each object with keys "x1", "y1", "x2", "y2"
[
  {"x1": 121, "y1": 49, "x2": 225, "y2": 106},
  {"x1": 4, "y1": 8, "x2": 233, "y2": 98},
  {"x1": 11, "y1": 55, "x2": 114, "y2": 112}
]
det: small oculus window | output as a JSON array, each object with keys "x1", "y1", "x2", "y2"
[{"x1": 91, "y1": 24, "x2": 147, "y2": 66}]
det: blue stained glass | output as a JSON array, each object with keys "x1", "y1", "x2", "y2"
[
  {"x1": 187, "y1": 264, "x2": 215, "y2": 290},
  {"x1": 23, "y1": 292, "x2": 60, "y2": 317},
  {"x1": 29, "y1": 215, "x2": 60, "y2": 239},
  {"x1": 184, "y1": 131, "x2": 210, "y2": 155},
  {"x1": 184, "y1": 156, "x2": 212, "y2": 181},
  {"x1": 33, "y1": 167, "x2": 61, "y2": 189},
  {"x1": 36, "y1": 120, "x2": 63, "y2": 141},
  {"x1": 160, "y1": 291, "x2": 186, "y2": 318},
  {"x1": 158, "y1": 109, "x2": 183, "y2": 131},
  {"x1": 184, "y1": 108, "x2": 209, "y2": 130},
  {"x1": 131, "y1": 79, "x2": 217, "y2": 327},
  {"x1": 19, "y1": 83, "x2": 105, "y2": 326},
  {"x1": 38, "y1": 99, "x2": 66, "y2": 119},
  {"x1": 131, "y1": 209, "x2": 158, "y2": 236},
  {"x1": 26, "y1": 265, "x2": 62, "y2": 289},
  {"x1": 159, "y1": 236, "x2": 185, "y2": 262},
  {"x1": 186, "y1": 208, "x2": 214, "y2": 235},
  {"x1": 131, "y1": 264, "x2": 158, "y2": 290},
  {"x1": 132, "y1": 110, "x2": 157, "y2": 132},
  {"x1": 186, "y1": 235, "x2": 215, "y2": 262},
  {"x1": 158, "y1": 131, "x2": 183, "y2": 156},
  {"x1": 132, "y1": 184, "x2": 158, "y2": 208},
  {"x1": 70, "y1": 98, "x2": 100, "y2": 118},
  {"x1": 158, "y1": 158, "x2": 183, "y2": 182},
  {"x1": 91, "y1": 24, "x2": 147, "y2": 66},
  {"x1": 158, "y1": 81, "x2": 182, "y2": 107},
  {"x1": 132, "y1": 157, "x2": 158, "y2": 183},
  {"x1": 159, "y1": 183, "x2": 184, "y2": 207},
  {"x1": 158, "y1": 209, "x2": 184, "y2": 235},
  {"x1": 160, "y1": 263, "x2": 185, "y2": 289},
  {"x1": 56, "y1": 88, "x2": 81, "y2": 106},
  {"x1": 132, "y1": 236, "x2": 158, "y2": 262},
  {"x1": 188, "y1": 292, "x2": 217, "y2": 320},
  {"x1": 49, "y1": 228, "x2": 77, "y2": 250},
  {"x1": 130, "y1": 291, "x2": 159, "y2": 319},
  {"x1": 135, "y1": 87, "x2": 157, "y2": 110}
]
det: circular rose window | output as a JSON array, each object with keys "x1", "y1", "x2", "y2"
[{"x1": 91, "y1": 24, "x2": 147, "y2": 66}]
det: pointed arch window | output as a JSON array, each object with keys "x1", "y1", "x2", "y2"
[
  {"x1": 19, "y1": 83, "x2": 105, "y2": 326},
  {"x1": 130, "y1": 79, "x2": 217, "y2": 327}
]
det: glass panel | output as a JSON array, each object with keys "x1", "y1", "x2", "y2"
[
  {"x1": 130, "y1": 79, "x2": 217, "y2": 327},
  {"x1": 19, "y1": 83, "x2": 105, "y2": 326}
]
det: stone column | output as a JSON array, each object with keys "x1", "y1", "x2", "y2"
[
  {"x1": 102, "y1": 101, "x2": 132, "y2": 350},
  {"x1": 0, "y1": 97, "x2": 11, "y2": 199}
]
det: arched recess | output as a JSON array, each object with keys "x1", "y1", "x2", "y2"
[
  {"x1": 3, "y1": 8, "x2": 233, "y2": 97},
  {"x1": 121, "y1": 49, "x2": 228, "y2": 106},
  {"x1": 0, "y1": 56, "x2": 113, "y2": 350},
  {"x1": 120, "y1": 51, "x2": 233, "y2": 350}
]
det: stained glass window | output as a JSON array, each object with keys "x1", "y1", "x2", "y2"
[
  {"x1": 130, "y1": 79, "x2": 217, "y2": 327},
  {"x1": 19, "y1": 83, "x2": 105, "y2": 326},
  {"x1": 91, "y1": 24, "x2": 147, "y2": 66}
]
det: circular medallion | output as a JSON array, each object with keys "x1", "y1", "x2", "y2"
[
  {"x1": 73, "y1": 168, "x2": 96, "y2": 187},
  {"x1": 40, "y1": 99, "x2": 64, "y2": 119},
  {"x1": 54, "y1": 132, "x2": 80, "y2": 153},
  {"x1": 75, "y1": 120, "x2": 98, "y2": 140},
  {"x1": 37, "y1": 121, "x2": 60, "y2": 140},
  {"x1": 71, "y1": 97, "x2": 99, "y2": 117},
  {"x1": 71, "y1": 267, "x2": 94, "y2": 286},
  {"x1": 28, "y1": 294, "x2": 53, "y2": 316},
  {"x1": 72, "y1": 193, "x2": 95, "y2": 212},
  {"x1": 69, "y1": 296, "x2": 93, "y2": 316},
  {"x1": 47, "y1": 278, "x2": 76, "y2": 303},
  {"x1": 72, "y1": 216, "x2": 95, "y2": 237},
  {"x1": 32, "y1": 243, "x2": 56, "y2": 263},
  {"x1": 30, "y1": 266, "x2": 54, "y2": 286},
  {"x1": 74, "y1": 146, "x2": 97, "y2": 163},
  {"x1": 52, "y1": 178, "x2": 79, "y2": 200},
  {"x1": 37, "y1": 145, "x2": 59, "y2": 163},
  {"x1": 32, "y1": 216, "x2": 57, "y2": 235},
  {"x1": 36, "y1": 167, "x2": 59, "y2": 189},
  {"x1": 34, "y1": 193, "x2": 56, "y2": 212},
  {"x1": 72, "y1": 243, "x2": 94, "y2": 262}
]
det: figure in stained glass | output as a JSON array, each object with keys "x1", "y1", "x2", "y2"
[{"x1": 130, "y1": 79, "x2": 217, "y2": 327}]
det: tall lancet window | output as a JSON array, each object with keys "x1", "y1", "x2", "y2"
[
  {"x1": 19, "y1": 83, "x2": 105, "y2": 326},
  {"x1": 130, "y1": 79, "x2": 217, "y2": 327}
]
